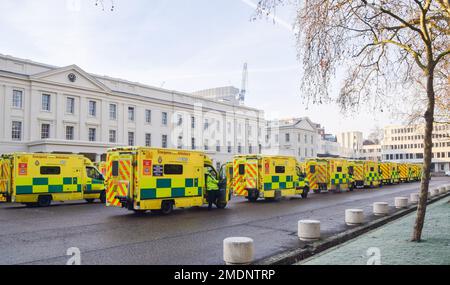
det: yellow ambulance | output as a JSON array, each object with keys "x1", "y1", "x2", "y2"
[
  {"x1": 0, "y1": 153, "x2": 105, "y2": 207},
  {"x1": 232, "y1": 155, "x2": 300, "y2": 202},
  {"x1": 347, "y1": 160, "x2": 364, "y2": 189},
  {"x1": 305, "y1": 158, "x2": 349, "y2": 193},
  {"x1": 399, "y1": 163, "x2": 412, "y2": 182},
  {"x1": 305, "y1": 159, "x2": 328, "y2": 193},
  {"x1": 411, "y1": 163, "x2": 423, "y2": 181},
  {"x1": 104, "y1": 147, "x2": 230, "y2": 214},
  {"x1": 363, "y1": 160, "x2": 381, "y2": 187},
  {"x1": 326, "y1": 158, "x2": 349, "y2": 193},
  {"x1": 379, "y1": 162, "x2": 400, "y2": 184}
]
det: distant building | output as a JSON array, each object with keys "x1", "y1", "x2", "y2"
[
  {"x1": 362, "y1": 143, "x2": 382, "y2": 161},
  {"x1": 192, "y1": 86, "x2": 241, "y2": 105},
  {"x1": 337, "y1": 131, "x2": 364, "y2": 157},
  {"x1": 382, "y1": 124, "x2": 450, "y2": 173},
  {"x1": 264, "y1": 117, "x2": 319, "y2": 161}
]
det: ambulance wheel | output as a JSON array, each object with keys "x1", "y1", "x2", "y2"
[
  {"x1": 313, "y1": 190, "x2": 320, "y2": 194},
  {"x1": 216, "y1": 201, "x2": 227, "y2": 209},
  {"x1": 247, "y1": 196, "x2": 258, "y2": 202},
  {"x1": 160, "y1": 201, "x2": 174, "y2": 215},
  {"x1": 85, "y1": 199, "x2": 95, "y2": 203},
  {"x1": 99, "y1": 191, "x2": 106, "y2": 203},
  {"x1": 37, "y1": 195, "x2": 52, "y2": 207}
]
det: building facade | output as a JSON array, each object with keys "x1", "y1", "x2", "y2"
[
  {"x1": 0, "y1": 54, "x2": 265, "y2": 168},
  {"x1": 264, "y1": 117, "x2": 319, "y2": 161},
  {"x1": 361, "y1": 143, "x2": 382, "y2": 161},
  {"x1": 382, "y1": 124, "x2": 450, "y2": 173},
  {"x1": 337, "y1": 131, "x2": 364, "y2": 158}
]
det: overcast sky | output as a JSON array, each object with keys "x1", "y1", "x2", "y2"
[{"x1": 0, "y1": 0, "x2": 401, "y2": 137}]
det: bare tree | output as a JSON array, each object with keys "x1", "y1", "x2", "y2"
[
  {"x1": 368, "y1": 126, "x2": 384, "y2": 144},
  {"x1": 256, "y1": 0, "x2": 449, "y2": 241}
]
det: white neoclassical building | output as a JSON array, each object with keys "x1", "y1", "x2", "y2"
[
  {"x1": 0, "y1": 54, "x2": 265, "y2": 168},
  {"x1": 263, "y1": 117, "x2": 319, "y2": 161}
]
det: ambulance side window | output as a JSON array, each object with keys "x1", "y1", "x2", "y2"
[
  {"x1": 40, "y1": 166, "x2": 61, "y2": 175},
  {"x1": 238, "y1": 164, "x2": 245, "y2": 175},
  {"x1": 164, "y1": 164, "x2": 183, "y2": 175},
  {"x1": 86, "y1": 166, "x2": 103, "y2": 180},
  {"x1": 310, "y1": 166, "x2": 315, "y2": 173},
  {"x1": 275, "y1": 166, "x2": 285, "y2": 174},
  {"x1": 205, "y1": 165, "x2": 218, "y2": 179},
  {"x1": 112, "y1": 161, "x2": 119, "y2": 177}
]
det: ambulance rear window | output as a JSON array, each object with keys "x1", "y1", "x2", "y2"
[
  {"x1": 337, "y1": 167, "x2": 342, "y2": 172},
  {"x1": 275, "y1": 166, "x2": 285, "y2": 174},
  {"x1": 112, "y1": 161, "x2": 119, "y2": 177},
  {"x1": 164, "y1": 164, "x2": 183, "y2": 175},
  {"x1": 310, "y1": 166, "x2": 315, "y2": 173},
  {"x1": 238, "y1": 164, "x2": 245, "y2": 175},
  {"x1": 40, "y1": 166, "x2": 60, "y2": 175},
  {"x1": 370, "y1": 167, "x2": 374, "y2": 172},
  {"x1": 348, "y1": 166, "x2": 354, "y2": 175}
]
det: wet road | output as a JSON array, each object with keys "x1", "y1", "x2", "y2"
[{"x1": 1, "y1": 177, "x2": 449, "y2": 265}]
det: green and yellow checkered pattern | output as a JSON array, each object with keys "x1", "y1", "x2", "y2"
[
  {"x1": 263, "y1": 175, "x2": 294, "y2": 191},
  {"x1": 366, "y1": 172, "x2": 380, "y2": 182},
  {"x1": 331, "y1": 173, "x2": 348, "y2": 185},
  {"x1": 140, "y1": 177, "x2": 202, "y2": 200},
  {"x1": 391, "y1": 170, "x2": 400, "y2": 180},
  {"x1": 14, "y1": 177, "x2": 81, "y2": 194},
  {"x1": 295, "y1": 177, "x2": 309, "y2": 188}
]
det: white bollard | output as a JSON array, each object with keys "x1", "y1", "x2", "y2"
[
  {"x1": 428, "y1": 191, "x2": 432, "y2": 199},
  {"x1": 395, "y1": 197, "x2": 409, "y2": 209},
  {"x1": 223, "y1": 237, "x2": 254, "y2": 265},
  {"x1": 446, "y1": 185, "x2": 450, "y2": 192},
  {"x1": 431, "y1": 188, "x2": 440, "y2": 197},
  {"x1": 373, "y1": 202, "x2": 389, "y2": 216},
  {"x1": 345, "y1": 209, "x2": 364, "y2": 226},
  {"x1": 410, "y1": 193, "x2": 419, "y2": 204},
  {"x1": 439, "y1": 186, "x2": 446, "y2": 195},
  {"x1": 298, "y1": 220, "x2": 321, "y2": 241}
]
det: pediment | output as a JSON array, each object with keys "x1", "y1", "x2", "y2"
[{"x1": 30, "y1": 65, "x2": 111, "y2": 92}]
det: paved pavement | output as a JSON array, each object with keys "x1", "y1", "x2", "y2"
[
  {"x1": 1, "y1": 177, "x2": 449, "y2": 265},
  {"x1": 301, "y1": 196, "x2": 450, "y2": 265}
]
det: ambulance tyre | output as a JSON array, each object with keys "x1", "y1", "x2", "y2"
[
  {"x1": 37, "y1": 195, "x2": 52, "y2": 207},
  {"x1": 161, "y1": 200, "x2": 174, "y2": 215},
  {"x1": 216, "y1": 201, "x2": 227, "y2": 209},
  {"x1": 99, "y1": 191, "x2": 106, "y2": 203},
  {"x1": 247, "y1": 196, "x2": 258, "y2": 202},
  {"x1": 85, "y1": 199, "x2": 95, "y2": 203}
]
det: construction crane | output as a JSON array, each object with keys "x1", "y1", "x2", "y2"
[{"x1": 238, "y1": 63, "x2": 248, "y2": 105}]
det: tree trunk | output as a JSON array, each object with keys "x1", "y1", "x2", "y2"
[{"x1": 411, "y1": 66, "x2": 435, "y2": 242}]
